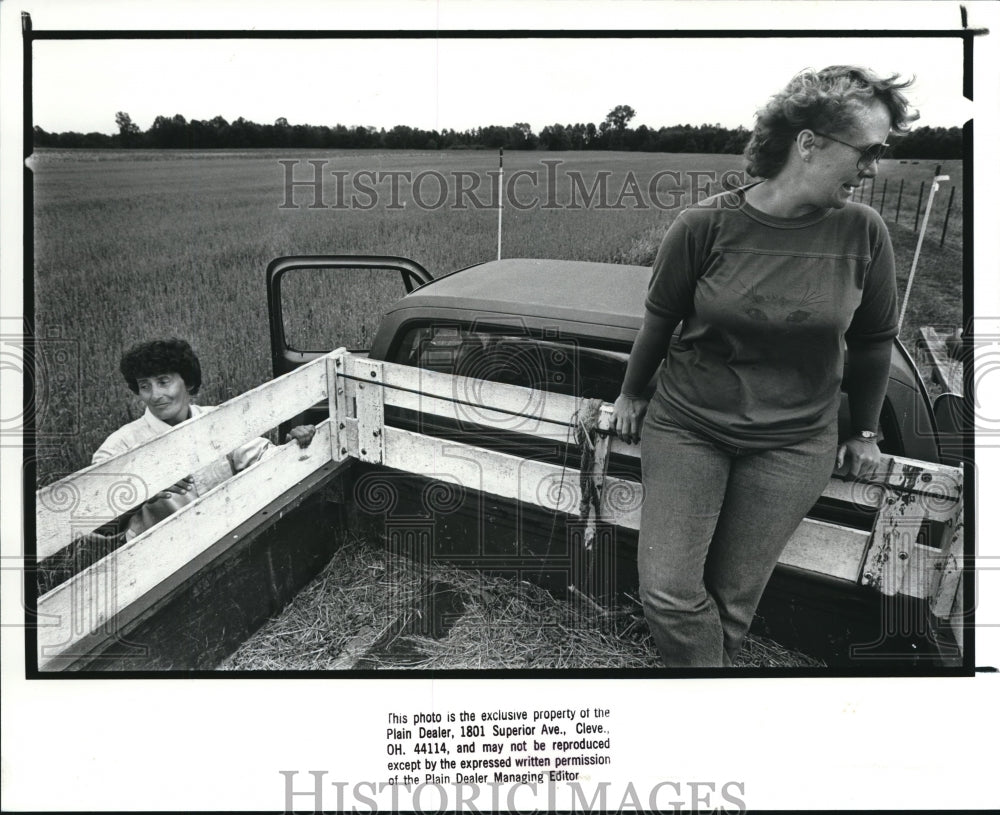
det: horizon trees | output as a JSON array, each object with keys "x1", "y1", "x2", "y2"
[{"x1": 31, "y1": 107, "x2": 963, "y2": 159}]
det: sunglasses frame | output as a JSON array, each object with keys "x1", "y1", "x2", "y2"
[{"x1": 811, "y1": 130, "x2": 890, "y2": 170}]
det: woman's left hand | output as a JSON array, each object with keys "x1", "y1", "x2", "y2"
[
  {"x1": 836, "y1": 437, "x2": 881, "y2": 479},
  {"x1": 286, "y1": 424, "x2": 316, "y2": 448}
]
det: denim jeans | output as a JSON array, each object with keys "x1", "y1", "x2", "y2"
[{"x1": 638, "y1": 399, "x2": 839, "y2": 667}]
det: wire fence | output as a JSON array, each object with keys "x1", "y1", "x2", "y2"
[{"x1": 851, "y1": 162, "x2": 961, "y2": 250}]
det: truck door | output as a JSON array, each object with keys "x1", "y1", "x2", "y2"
[{"x1": 266, "y1": 255, "x2": 433, "y2": 379}]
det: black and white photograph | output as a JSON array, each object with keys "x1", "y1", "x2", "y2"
[{"x1": 2, "y1": 0, "x2": 998, "y2": 811}]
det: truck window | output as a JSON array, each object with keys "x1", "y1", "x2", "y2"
[{"x1": 392, "y1": 323, "x2": 633, "y2": 403}]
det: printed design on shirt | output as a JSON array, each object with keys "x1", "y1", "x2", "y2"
[{"x1": 739, "y1": 280, "x2": 829, "y2": 324}]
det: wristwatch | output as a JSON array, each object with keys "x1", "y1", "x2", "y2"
[{"x1": 856, "y1": 430, "x2": 878, "y2": 442}]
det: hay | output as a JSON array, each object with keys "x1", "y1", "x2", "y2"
[
  {"x1": 220, "y1": 535, "x2": 423, "y2": 670},
  {"x1": 220, "y1": 538, "x2": 824, "y2": 671},
  {"x1": 734, "y1": 631, "x2": 826, "y2": 669}
]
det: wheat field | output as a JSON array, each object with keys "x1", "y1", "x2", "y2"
[{"x1": 31, "y1": 148, "x2": 963, "y2": 484}]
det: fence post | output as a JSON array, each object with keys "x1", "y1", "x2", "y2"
[
  {"x1": 914, "y1": 181, "x2": 925, "y2": 231},
  {"x1": 895, "y1": 178, "x2": 904, "y2": 223},
  {"x1": 900, "y1": 175, "x2": 949, "y2": 330},
  {"x1": 869, "y1": 178, "x2": 876, "y2": 206},
  {"x1": 940, "y1": 186, "x2": 956, "y2": 248},
  {"x1": 879, "y1": 178, "x2": 887, "y2": 215}
]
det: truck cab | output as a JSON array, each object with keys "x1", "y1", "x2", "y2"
[{"x1": 269, "y1": 255, "x2": 943, "y2": 465}]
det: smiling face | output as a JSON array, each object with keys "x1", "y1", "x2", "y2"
[
  {"x1": 806, "y1": 100, "x2": 892, "y2": 210},
  {"x1": 136, "y1": 371, "x2": 193, "y2": 426}
]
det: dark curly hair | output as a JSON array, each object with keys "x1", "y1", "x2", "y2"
[
  {"x1": 744, "y1": 65, "x2": 920, "y2": 179},
  {"x1": 119, "y1": 338, "x2": 202, "y2": 395}
]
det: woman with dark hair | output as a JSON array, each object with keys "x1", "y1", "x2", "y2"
[
  {"x1": 93, "y1": 337, "x2": 314, "y2": 540},
  {"x1": 611, "y1": 66, "x2": 918, "y2": 667}
]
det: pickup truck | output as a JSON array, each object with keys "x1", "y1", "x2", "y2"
[
  {"x1": 266, "y1": 254, "x2": 966, "y2": 666},
  {"x1": 33, "y1": 254, "x2": 966, "y2": 671}
]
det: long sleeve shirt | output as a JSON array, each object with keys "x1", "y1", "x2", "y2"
[{"x1": 92, "y1": 404, "x2": 273, "y2": 538}]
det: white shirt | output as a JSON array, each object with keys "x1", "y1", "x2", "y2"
[{"x1": 92, "y1": 404, "x2": 274, "y2": 538}]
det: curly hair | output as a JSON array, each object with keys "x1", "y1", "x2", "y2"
[
  {"x1": 119, "y1": 338, "x2": 202, "y2": 395},
  {"x1": 744, "y1": 65, "x2": 920, "y2": 179}
]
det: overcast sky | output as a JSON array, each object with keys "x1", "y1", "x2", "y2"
[{"x1": 33, "y1": 35, "x2": 969, "y2": 135}]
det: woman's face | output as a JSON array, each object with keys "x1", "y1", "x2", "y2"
[
  {"x1": 807, "y1": 100, "x2": 892, "y2": 209},
  {"x1": 136, "y1": 372, "x2": 193, "y2": 426}
]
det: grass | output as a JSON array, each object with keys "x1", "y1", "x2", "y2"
[
  {"x1": 220, "y1": 537, "x2": 825, "y2": 670},
  {"x1": 32, "y1": 148, "x2": 700, "y2": 482}
]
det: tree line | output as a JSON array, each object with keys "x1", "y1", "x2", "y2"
[{"x1": 32, "y1": 106, "x2": 962, "y2": 159}]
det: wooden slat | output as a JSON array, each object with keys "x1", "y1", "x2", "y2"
[
  {"x1": 780, "y1": 519, "x2": 870, "y2": 582},
  {"x1": 900, "y1": 543, "x2": 955, "y2": 601},
  {"x1": 820, "y1": 476, "x2": 885, "y2": 509},
  {"x1": 36, "y1": 354, "x2": 331, "y2": 558},
  {"x1": 358, "y1": 420, "x2": 644, "y2": 527},
  {"x1": 36, "y1": 421, "x2": 335, "y2": 669},
  {"x1": 327, "y1": 350, "x2": 349, "y2": 464},
  {"x1": 354, "y1": 357, "x2": 386, "y2": 464},
  {"x1": 918, "y1": 326, "x2": 963, "y2": 395},
  {"x1": 861, "y1": 468, "x2": 963, "y2": 598},
  {"x1": 362, "y1": 355, "x2": 581, "y2": 431},
  {"x1": 861, "y1": 455, "x2": 962, "y2": 523},
  {"x1": 346, "y1": 420, "x2": 886, "y2": 589},
  {"x1": 931, "y1": 520, "x2": 965, "y2": 619},
  {"x1": 347, "y1": 357, "x2": 637, "y2": 458},
  {"x1": 380, "y1": 423, "x2": 600, "y2": 517},
  {"x1": 346, "y1": 356, "x2": 962, "y2": 508},
  {"x1": 822, "y1": 457, "x2": 961, "y2": 515}
]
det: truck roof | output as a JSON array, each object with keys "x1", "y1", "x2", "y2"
[{"x1": 389, "y1": 258, "x2": 651, "y2": 329}]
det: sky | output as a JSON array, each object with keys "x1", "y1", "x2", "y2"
[{"x1": 33, "y1": 35, "x2": 970, "y2": 136}]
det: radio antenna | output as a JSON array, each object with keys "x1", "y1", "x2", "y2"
[{"x1": 497, "y1": 147, "x2": 504, "y2": 260}]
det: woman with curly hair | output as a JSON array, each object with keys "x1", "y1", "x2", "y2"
[
  {"x1": 611, "y1": 66, "x2": 918, "y2": 667},
  {"x1": 93, "y1": 337, "x2": 315, "y2": 540}
]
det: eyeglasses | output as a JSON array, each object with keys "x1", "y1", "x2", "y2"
[{"x1": 812, "y1": 131, "x2": 890, "y2": 170}]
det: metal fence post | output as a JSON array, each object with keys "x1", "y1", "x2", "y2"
[
  {"x1": 914, "y1": 181, "x2": 925, "y2": 231},
  {"x1": 895, "y1": 179, "x2": 904, "y2": 223},
  {"x1": 940, "y1": 186, "x2": 956, "y2": 248}
]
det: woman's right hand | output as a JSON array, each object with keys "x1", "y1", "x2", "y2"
[
  {"x1": 611, "y1": 393, "x2": 649, "y2": 445},
  {"x1": 151, "y1": 475, "x2": 195, "y2": 502}
]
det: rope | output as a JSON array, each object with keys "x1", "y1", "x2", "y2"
[
  {"x1": 573, "y1": 398, "x2": 605, "y2": 551},
  {"x1": 335, "y1": 371, "x2": 577, "y2": 429}
]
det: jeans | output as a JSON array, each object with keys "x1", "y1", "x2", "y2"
[{"x1": 638, "y1": 399, "x2": 839, "y2": 667}]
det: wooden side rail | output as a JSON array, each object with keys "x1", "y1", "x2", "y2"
[
  {"x1": 35, "y1": 351, "x2": 347, "y2": 670},
  {"x1": 338, "y1": 354, "x2": 965, "y2": 640},
  {"x1": 36, "y1": 353, "x2": 335, "y2": 560},
  {"x1": 36, "y1": 422, "x2": 337, "y2": 670},
  {"x1": 35, "y1": 350, "x2": 965, "y2": 669}
]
